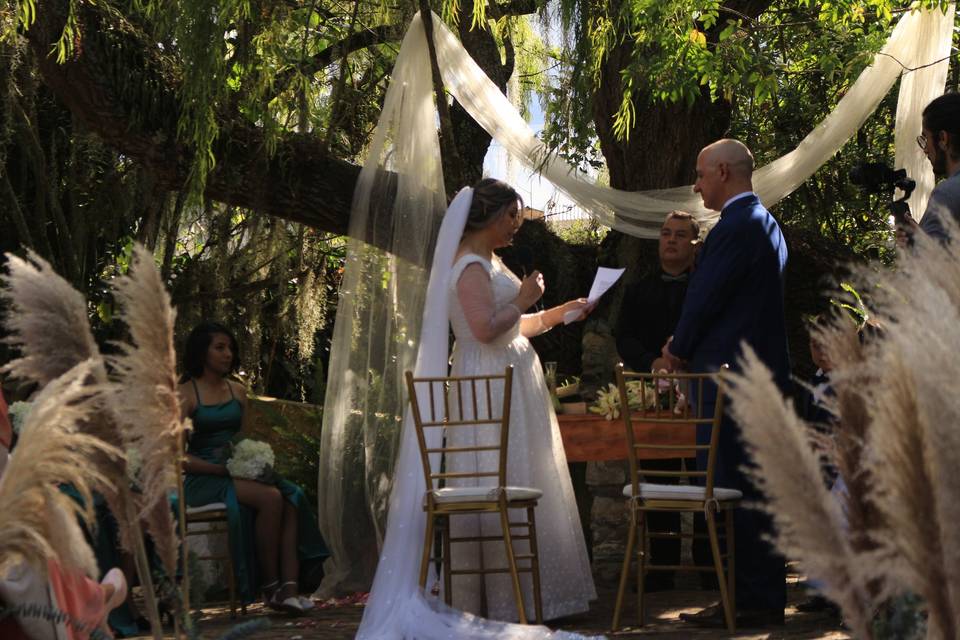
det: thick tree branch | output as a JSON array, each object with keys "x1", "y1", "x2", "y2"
[
  {"x1": 487, "y1": 0, "x2": 539, "y2": 19},
  {"x1": 273, "y1": 24, "x2": 397, "y2": 98},
  {"x1": 28, "y1": 0, "x2": 362, "y2": 238}
]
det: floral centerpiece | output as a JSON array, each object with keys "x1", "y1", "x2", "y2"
[
  {"x1": 226, "y1": 438, "x2": 276, "y2": 481},
  {"x1": 590, "y1": 381, "x2": 657, "y2": 420},
  {"x1": 590, "y1": 378, "x2": 687, "y2": 420}
]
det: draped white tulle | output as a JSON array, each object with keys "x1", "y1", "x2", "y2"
[
  {"x1": 427, "y1": 6, "x2": 954, "y2": 233},
  {"x1": 317, "y1": 4, "x2": 955, "y2": 602}
]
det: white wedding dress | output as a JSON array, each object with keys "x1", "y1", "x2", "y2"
[
  {"x1": 356, "y1": 188, "x2": 599, "y2": 639},
  {"x1": 445, "y1": 254, "x2": 597, "y2": 621}
]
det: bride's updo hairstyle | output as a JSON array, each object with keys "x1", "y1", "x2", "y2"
[{"x1": 465, "y1": 178, "x2": 523, "y2": 231}]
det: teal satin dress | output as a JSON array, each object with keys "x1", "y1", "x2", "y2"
[
  {"x1": 60, "y1": 485, "x2": 143, "y2": 636},
  {"x1": 183, "y1": 380, "x2": 328, "y2": 603}
]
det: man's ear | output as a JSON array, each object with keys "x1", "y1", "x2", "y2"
[
  {"x1": 937, "y1": 130, "x2": 950, "y2": 151},
  {"x1": 716, "y1": 162, "x2": 729, "y2": 181}
]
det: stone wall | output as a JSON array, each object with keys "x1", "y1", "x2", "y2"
[{"x1": 586, "y1": 460, "x2": 631, "y2": 585}]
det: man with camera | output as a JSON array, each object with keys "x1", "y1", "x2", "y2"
[{"x1": 898, "y1": 92, "x2": 960, "y2": 245}]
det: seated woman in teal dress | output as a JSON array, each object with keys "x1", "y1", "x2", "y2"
[{"x1": 177, "y1": 321, "x2": 328, "y2": 614}]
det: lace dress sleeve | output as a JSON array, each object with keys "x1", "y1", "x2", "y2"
[
  {"x1": 520, "y1": 311, "x2": 550, "y2": 337},
  {"x1": 455, "y1": 262, "x2": 522, "y2": 343}
]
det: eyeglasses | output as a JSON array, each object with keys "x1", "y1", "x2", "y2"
[{"x1": 917, "y1": 133, "x2": 928, "y2": 150}]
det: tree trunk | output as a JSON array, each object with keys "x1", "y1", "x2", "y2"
[{"x1": 448, "y1": 0, "x2": 516, "y2": 188}]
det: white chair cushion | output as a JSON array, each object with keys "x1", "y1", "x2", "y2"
[
  {"x1": 622, "y1": 483, "x2": 742, "y2": 502},
  {"x1": 429, "y1": 486, "x2": 543, "y2": 504},
  {"x1": 186, "y1": 502, "x2": 228, "y2": 515}
]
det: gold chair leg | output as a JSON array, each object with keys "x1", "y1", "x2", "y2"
[
  {"x1": 637, "y1": 511, "x2": 647, "y2": 628},
  {"x1": 499, "y1": 506, "x2": 527, "y2": 624},
  {"x1": 441, "y1": 516, "x2": 453, "y2": 607},
  {"x1": 725, "y1": 508, "x2": 736, "y2": 620},
  {"x1": 706, "y1": 507, "x2": 735, "y2": 633},
  {"x1": 612, "y1": 501, "x2": 638, "y2": 631},
  {"x1": 419, "y1": 510, "x2": 436, "y2": 589},
  {"x1": 526, "y1": 506, "x2": 543, "y2": 624}
]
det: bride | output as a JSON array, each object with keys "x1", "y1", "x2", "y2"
[{"x1": 357, "y1": 180, "x2": 597, "y2": 638}]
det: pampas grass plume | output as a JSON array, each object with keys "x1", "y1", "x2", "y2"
[
  {"x1": 107, "y1": 243, "x2": 188, "y2": 579},
  {"x1": 725, "y1": 346, "x2": 873, "y2": 637},
  {"x1": 1, "y1": 251, "x2": 101, "y2": 386},
  {"x1": 0, "y1": 360, "x2": 120, "y2": 578}
]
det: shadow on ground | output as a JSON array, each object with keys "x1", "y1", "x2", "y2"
[{"x1": 128, "y1": 574, "x2": 850, "y2": 639}]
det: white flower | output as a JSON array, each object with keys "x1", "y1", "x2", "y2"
[
  {"x1": 8, "y1": 401, "x2": 33, "y2": 434},
  {"x1": 226, "y1": 439, "x2": 276, "y2": 480},
  {"x1": 589, "y1": 380, "x2": 662, "y2": 419},
  {"x1": 589, "y1": 384, "x2": 622, "y2": 420}
]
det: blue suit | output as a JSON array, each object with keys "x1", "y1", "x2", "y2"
[{"x1": 670, "y1": 193, "x2": 790, "y2": 612}]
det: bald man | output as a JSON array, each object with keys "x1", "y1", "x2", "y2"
[{"x1": 664, "y1": 139, "x2": 790, "y2": 629}]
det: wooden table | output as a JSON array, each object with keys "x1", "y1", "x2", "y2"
[{"x1": 557, "y1": 413, "x2": 696, "y2": 462}]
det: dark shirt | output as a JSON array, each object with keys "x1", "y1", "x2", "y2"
[{"x1": 616, "y1": 270, "x2": 690, "y2": 372}]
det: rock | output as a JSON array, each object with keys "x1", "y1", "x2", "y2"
[{"x1": 586, "y1": 460, "x2": 627, "y2": 486}]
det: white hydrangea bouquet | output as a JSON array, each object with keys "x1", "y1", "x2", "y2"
[{"x1": 226, "y1": 439, "x2": 276, "y2": 482}]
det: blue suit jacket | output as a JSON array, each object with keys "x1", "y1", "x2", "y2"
[{"x1": 670, "y1": 194, "x2": 790, "y2": 389}]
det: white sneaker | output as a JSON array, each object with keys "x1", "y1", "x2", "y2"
[
  {"x1": 268, "y1": 588, "x2": 305, "y2": 615},
  {"x1": 297, "y1": 596, "x2": 315, "y2": 611},
  {"x1": 273, "y1": 595, "x2": 305, "y2": 615}
]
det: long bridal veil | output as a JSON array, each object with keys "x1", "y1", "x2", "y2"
[
  {"x1": 357, "y1": 185, "x2": 593, "y2": 639},
  {"x1": 326, "y1": 14, "x2": 597, "y2": 633},
  {"x1": 314, "y1": 12, "x2": 448, "y2": 596}
]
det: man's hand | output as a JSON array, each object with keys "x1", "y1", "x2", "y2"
[
  {"x1": 895, "y1": 215, "x2": 919, "y2": 248},
  {"x1": 650, "y1": 357, "x2": 672, "y2": 373},
  {"x1": 660, "y1": 337, "x2": 684, "y2": 371}
]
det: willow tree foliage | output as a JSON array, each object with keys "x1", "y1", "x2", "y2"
[
  {"x1": 0, "y1": 0, "x2": 552, "y2": 400},
  {"x1": 539, "y1": 0, "x2": 957, "y2": 252},
  {"x1": 0, "y1": 0, "x2": 398, "y2": 398}
]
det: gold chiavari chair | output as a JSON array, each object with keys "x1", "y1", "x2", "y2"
[
  {"x1": 182, "y1": 502, "x2": 243, "y2": 617},
  {"x1": 611, "y1": 364, "x2": 740, "y2": 633},
  {"x1": 405, "y1": 365, "x2": 543, "y2": 624}
]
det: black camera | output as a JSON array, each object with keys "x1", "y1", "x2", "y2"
[{"x1": 850, "y1": 162, "x2": 916, "y2": 224}]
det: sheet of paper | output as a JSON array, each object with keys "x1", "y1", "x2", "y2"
[{"x1": 563, "y1": 267, "x2": 625, "y2": 324}]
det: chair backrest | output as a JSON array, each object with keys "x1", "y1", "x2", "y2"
[
  {"x1": 614, "y1": 364, "x2": 726, "y2": 498},
  {"x1": 405, "y1": 366, "x2": 514, "y2": 493}
]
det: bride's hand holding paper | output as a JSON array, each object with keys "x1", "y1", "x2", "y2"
[
  {"x1": 562, "y1": 266, "x2": 625, "y2": 324},
  {"x1": 555, "y1": 298, "x2": 593, "y2": 324}
]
